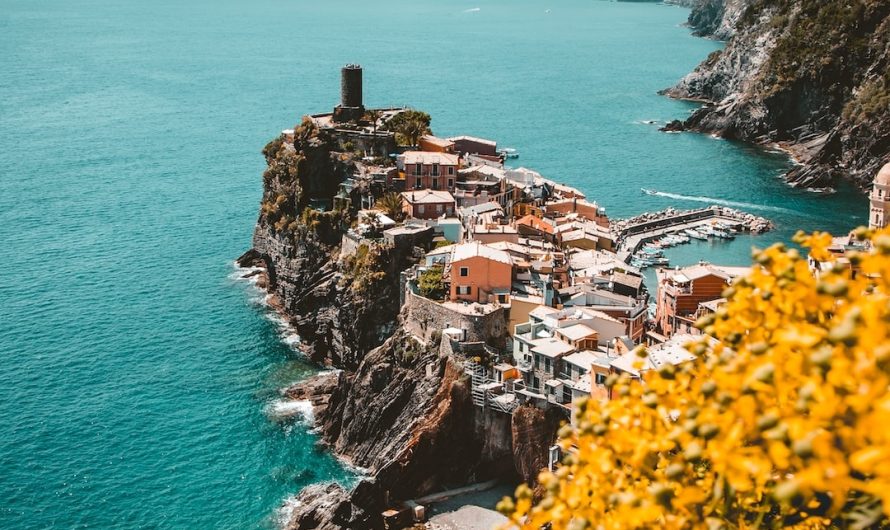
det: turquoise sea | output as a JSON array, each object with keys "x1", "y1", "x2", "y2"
[{"x1": 0, "y1": 0, "x2": 867, "y2": 528}]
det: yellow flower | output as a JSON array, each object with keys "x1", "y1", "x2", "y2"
[{"x1": 503, "y1": 228, "x2": 890, "y2": 530}]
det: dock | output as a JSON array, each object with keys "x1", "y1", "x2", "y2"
[{"x1": 613, "y1": 206, "x2": 772, "y2": 263}]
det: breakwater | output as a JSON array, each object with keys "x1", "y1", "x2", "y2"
[{"x1": 614, "y1": 205, "x2": 772, "y2": 261}]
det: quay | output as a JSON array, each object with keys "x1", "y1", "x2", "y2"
[{"x1": 614, "y1": 206, "x2": 772, "y2": 262}]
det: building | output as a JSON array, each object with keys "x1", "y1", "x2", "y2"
[
  {"x1": 526, "y1": 337, "x2": 575, "y2": 396},
  {"x1": 470, "y1": 224, "x2": 519, "y2": 245},
  {"x1": 447, "y1": 135, "x2": 498, "y2": 157},
  {"x1": 514, "y1": 214, "x2": 557, "y2": 243},
  {"x1": 610, "y1": 334, "x2": 700, "y2": 379},
  {"x1": 654, "y1": 263, "x2": 750, "y2": 338},
  {"x1": 418, "y1": 135, "x2": 455, "y2": 153},
  {"x1": 398, "y1": 151, "x2": 461, "y2": 191},
  {"x1": 556, "y1": 221, "x2": 615, "y2": 251},
  {"x1": 553, "y1": 324, "x2": 599, "y2": 351},
  {"x1": 559, "y1": 283, "x2": 648, "y2": 343},
  {"x1": 544, "y1": 198, "x2": 608, "y2": 227},
  {"x1": 806, "y1": 232, "x2": 871, "y2": 279},
  {"x1": 452, "y1": 166, "x2": 517, "y2": 210},
  {"x1": 869, "y1": 162, "x2": 890, "y2": 229},
  {"x1": 448, "y1": 241, "x2": 513, "y2": 304},
  {"x1": 401, "y1": 190, "x2": 456, "y2": 220},
  {"x1": 562, "y1": 350, "x2": 613, "y2": 402}
]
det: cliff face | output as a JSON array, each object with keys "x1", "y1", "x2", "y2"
[
  {"x1": 282, "y1": 332, "x2": 475, "y2": 528},
  {"x1": 686, "y1": 0, "x2": 748, "y2": 40},
  {"x1": 281, "y1": 330, "x2": 562, "y2": 529},
  {"x1": 666, "y1": 0, "x2": 890, "y2": 190},
  {"x1": 242, "y1": 120, "x2": 556, "y2": 528},
  {"x1": 239, "y1": 120, "x2": 409, "y2": 369}
]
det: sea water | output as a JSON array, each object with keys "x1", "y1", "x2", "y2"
[{"x1": 0, "y1": 0, "x2": 867, "y2": 527}]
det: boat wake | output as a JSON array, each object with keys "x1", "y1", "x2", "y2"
[
  {"x1": 641, "y1": 189, "x2": 797, "y2": 215},
  {"x1": 463, "y1": 7, "x2": 480, "y2": 13}
]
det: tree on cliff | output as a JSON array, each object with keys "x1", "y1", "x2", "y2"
[
  {"x1": 417, "y1": 265, "x2": 446, "y2": 300},
  {"x1": 365, "y1": 109, "x2": 383, "y2": 135},
  {"x1": 500, "y1": 228, "x2": 890, "y2": 529},
  {"x1": 376, "y1": 192, "x2": 404, "y2": 221},
  {"x1": 383, "y1": 109, "x2": 431, "y2": 147}
]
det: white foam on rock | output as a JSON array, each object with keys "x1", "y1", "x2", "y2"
[{"x1": 266, "y1": 399, "x2": 314, "y2": 422}]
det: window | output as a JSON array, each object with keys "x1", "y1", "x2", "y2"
[
  {"x1": 448, "y1": 166, "x2": 454, "y2": 175},
  {"x1": 432, "y1": 163, "x2": 439, "y2": 177},
  {"x1": 432, "y1": 178, "x2": 438, "y2": 190},
  {"x1": 415, "y1": 163, "x2": 422, "y2": 176},
  {"x1": 456, "y1": 285, "x2": 471, "y2": 295},
  {"x1": 544, "y1": 358, "x2": 551, "y2": 373},
  {"x1": 436, "y1": 204, "x2": 443, "y2": 213},
  {"x1": 595, "y1": 373, "x2": 607, "y2": 385},
  {"x1": 459, "y1": 267, "x2": 469, "y2": 277},
  {"x1": 418, "y1": 205, "x2": 425, "y2": 214},
  {"x1": 447, "y1": 178, "x2": 454, "y2": 189}
]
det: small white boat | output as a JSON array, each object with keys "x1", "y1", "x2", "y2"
[
  {"x1": 685, "y1": 228, "x2": 707, "y2": 240},
  {"x1": 500, "y1": 148, "x2": 519, "y2": 159}
]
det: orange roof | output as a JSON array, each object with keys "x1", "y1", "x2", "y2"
[{"x1": 515, "y1": 214, "x2": 555, "y2": 235}]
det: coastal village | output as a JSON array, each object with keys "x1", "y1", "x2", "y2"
[
  {"x1": 271, "y1": 66, "x2": 890, "y2": 528},
  {"x1": 291, "y1": 66, "x2": 778, "y2": 417}
]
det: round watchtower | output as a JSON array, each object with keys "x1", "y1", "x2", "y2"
[{"x1": 341, "y1": 64, "x2": 363, "y2": 109}]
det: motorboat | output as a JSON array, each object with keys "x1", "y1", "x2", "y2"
[{"x1": 684, "y1": 228, "x2": 707, "y2": 240}]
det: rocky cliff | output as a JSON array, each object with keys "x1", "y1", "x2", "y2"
[
  {"x1": 665, "y1": 0, "x2": 890, "y2": 190},
  {"x1": 238, "y1": 119, "x2": 411, "y2": 369},
  {"x1": 282, "y1": 331, "x2": 520, "y2": 529},
  {"x1": 241, "y1": 119, "x2": 559, "y2": 528}
]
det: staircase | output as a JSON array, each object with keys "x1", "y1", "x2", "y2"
[
  {"x1": 466, "y1": 360, "x2": 488, "y2": 407},
  {"x1": 465, "y1": 360, "x2": 519, "y2": 414}
]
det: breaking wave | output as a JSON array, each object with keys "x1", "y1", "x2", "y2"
[{"x1": 266, "y1": 399, "x2": 314, "y2": 422}]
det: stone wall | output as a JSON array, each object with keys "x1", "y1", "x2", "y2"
[{"x1": 402, "y1": 290, "x2": 508, "y2": 348}]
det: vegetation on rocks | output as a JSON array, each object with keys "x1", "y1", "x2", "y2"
[
  {"x1": 376, "y1": 192, "x2": 405, "y2": 220},
  {"x1": 501, "y1": 227, "x2": 890, "y2": 529},
  {"x1": 341, "y1": 243, "x2": 389, "y2": 294},
  {"x1": 844, "y1": 73, "x2": 890, "y2": 124},
  {"x1": 383, "y1": 109, "x2": 432, "y2": 147},
  {"x1": 670, "y1": 0, "x2": 890, "y2": 189},
  {"x1": 417, "y1": 265, "x2": 446, "y2": 300},
  {"x1": 749, "y1": 1, "x2": 890, "y2": 100}
]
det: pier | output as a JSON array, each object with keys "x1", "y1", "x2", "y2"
[{"x1": 613, "y1": 206, "x2": 772, "y2": 263}]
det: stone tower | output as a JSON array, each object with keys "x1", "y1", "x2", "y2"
[
  {"x1": 341, "y1": 64, "x2": 362, "y2": 109},
  {"x1": 869, "y1": 162, "x2": 890, "y2": 229},
  {"x1": 333, "y1": 64, "x2": 365, "y2": 123}
]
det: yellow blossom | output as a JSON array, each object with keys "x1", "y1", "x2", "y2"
[{"x1": 502, "y1": 228, "x2": 890, "y2": 530}]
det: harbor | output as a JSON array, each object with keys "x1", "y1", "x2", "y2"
[{"x1": 613, "y1": 204, "x2": 773, "y2": 268}]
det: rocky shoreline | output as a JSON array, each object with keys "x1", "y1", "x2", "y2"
[{"x1": 662, "y1": 0, "x2": 890, "y2": 191}]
